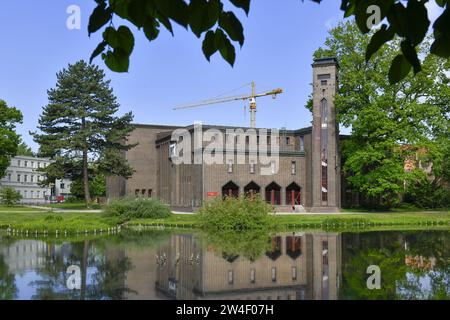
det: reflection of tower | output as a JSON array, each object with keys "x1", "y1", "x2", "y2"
[
  {"x1": 311, "y1": 58, "x2": 341, "y2": 212},
  {"x1": 308, "y1": 233, "x2": 342, "y2": 300}
]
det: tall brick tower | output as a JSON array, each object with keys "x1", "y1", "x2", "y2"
[{"x1": 310, "y1": 57, "x2": 341, "y2": 212}]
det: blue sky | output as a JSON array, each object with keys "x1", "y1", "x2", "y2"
[{"x1": 0, "y1": 1, "x2": 442, "y2": 152}]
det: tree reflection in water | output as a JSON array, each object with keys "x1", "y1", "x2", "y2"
[{"x1": 341, "y1": 231, "x2": 449, "y2": 300}]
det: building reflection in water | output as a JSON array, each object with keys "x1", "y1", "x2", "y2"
[{"x1": 130, "y1": 232, "x2": 342, "y2": 300}]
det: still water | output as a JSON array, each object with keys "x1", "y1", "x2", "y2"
[{"x1": 0, "y1": 229, "x2": 448, "y2": 300}]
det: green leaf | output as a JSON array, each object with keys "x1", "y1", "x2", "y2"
[
  {"x1": 387, "y1": 2, "x2": 408, "y2": 37},
  {"x1": 88, "y1": 2, "x2": 112, "y2": 36},
  {"x1": 143, "y1": 18, "x2": 160, "y2": 41},
  {"x1": 229, "y1": 0, "x2": 250, "y2": 15},
  {"x1": 219, "y1": 11, "x2": 245, "y2": 46},
  {"x1": 366, "y1": 24, "x2": 395, "y2": 62},
  {"x1": 430, "y1": 7, "x2": 450, "y2": 58},
  {"x1": 202, "y1": 30, "x2": 218, "y2": 61},
  {"x1": 103, "y1": 26, "x2": 135, "y2": 55},
  {"x1": 116, "y1": 26, "x2": 135, "y2": 55},
  {"x1": 154, "y1": 0, "x2": 189, "y2": 28},
  {"x1": 102, "y1": 49, "x2": 130, "y2": 73},
  {"x1": 400, "y1": 40, "x2": 421, "y2": 74},
  {"x1": 215, "y1": 29, "x2": 236, "y2": 66},
  {"x1": 405, "y1": 0, "x2": 430, "y2": 46},
  {"x1": 90, "y1": 41, "x2": 107, "y2": 64},
  {"x1": 389, "y1": 54, "x2": 412, "y2": 84}
]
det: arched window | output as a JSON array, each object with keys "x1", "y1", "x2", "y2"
[
  {"x1": 222, "y1": 181, "x2": 239, "y2": 198},
  {"x1": 286, "y1": 182, "x2": 301, "y2": 206},
  {"x1": 265, "y1": 182, "x2": 281, "y2": 205},
  {"x1": 244, "y1": 181, "x2": 261, "y2": 197}
]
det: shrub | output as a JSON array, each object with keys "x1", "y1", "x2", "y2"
[
  {"x1": 44, "y1": 214, "x2": 63, "y2": 222},
  {"x1": 197, "y1": 196, "x2": 277, "y2": 232},
  {"x1": 105, "y1": 197, "x2": 172, "y2": 220},
  {"x1": 0, "y1": 187, "x2": 22, "y2": 206}
]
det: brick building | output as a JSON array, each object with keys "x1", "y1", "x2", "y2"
[{"x1": 107, "y1": 58, "x2": 341, "y2": 212}]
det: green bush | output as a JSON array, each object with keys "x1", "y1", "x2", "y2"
[
  {"x1": 105, "y1": 197, "x2": 172, "y2": 220},
  {"x1": 44, "y1": 214, "x2": 63, "y2": 222},
  {"x1": 0, "y1": 187, "x2": 22, "y2": 206},
  {"x1": 197, "y1": 196, "x2": 277, "y2": 231}
]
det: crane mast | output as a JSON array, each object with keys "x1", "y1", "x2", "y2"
[{"x1": 172, "y1": 81, "x2": 283, "y2": 128}]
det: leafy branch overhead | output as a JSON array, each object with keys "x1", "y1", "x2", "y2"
[{"x1": 88, "y1": 0, "x2": 450, "y2": 84}]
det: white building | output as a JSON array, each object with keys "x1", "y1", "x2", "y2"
[{"x1": 0, "y1": 155, "x2": 71, "y2": 204}]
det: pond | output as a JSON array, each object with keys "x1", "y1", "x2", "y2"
[{"x1": 0, "y1": 229, "x2": 448, "y2": 300}]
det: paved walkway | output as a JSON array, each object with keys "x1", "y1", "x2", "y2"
[{"x1": 24, "y1": 205, "x2": 103, "y2": 213}]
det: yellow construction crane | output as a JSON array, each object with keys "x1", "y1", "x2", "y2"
[{"x1": 172, "y1": 82, "x2": 283, "y2": 128}]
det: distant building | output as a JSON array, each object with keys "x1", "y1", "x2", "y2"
[
  {"x1": 107, "y1": 58, "x2": 342, "y2": 213},
  {"x1": 0, "y1": 155, "x2": 71, "y2": 204}
]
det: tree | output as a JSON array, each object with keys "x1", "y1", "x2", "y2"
[
  {"x1": 0, "y1": 187, "x2": 22, "y2": 206},
  {"x1": 313, "y1": 21, "x2": 449, "y2": 208},
  {"x1": 0, "y1": 100, "x2": 22, "y2": 179},
  {"x1": 70, "y1": 174, "x2": 106, "y2": 200},
  {"x1": 16, "y1": 140, "x2": 34, "y2": 157},
  {"x1": 87, "y1": 0, "x2": 450, "y2": 83},
  {"x1": 31, "y1": 61, "x2": 136, "y2": 206}
]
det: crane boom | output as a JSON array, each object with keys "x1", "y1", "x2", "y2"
[{"x1": 172, "y1": 82, "x2": 283, "y2": 128}]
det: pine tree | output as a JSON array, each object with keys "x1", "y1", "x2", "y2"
[{"x1": 32, "y1": 60, "x2": 135, "y2": 205}]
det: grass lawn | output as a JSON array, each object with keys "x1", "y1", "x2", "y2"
[
  {"x1": 0, "y1": 210, "x2": 119, "y2": 234},
  {"x1": 0, "y1": 206, "x2": 46, "y2": 212},
  {"x1": 42, "y1": 201, "x2": 104, "y2": 210},
  {"x1": 126, "y1": 211, "x2": 450, "y2": 230}
]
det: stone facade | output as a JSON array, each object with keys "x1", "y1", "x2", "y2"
[{"x1": 106, "y1": 58, "x2": 341, "y2": 212}]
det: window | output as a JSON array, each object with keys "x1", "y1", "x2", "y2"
[
  {"x1": 24, "y1": 175, "x2": 28, "y2": 182},
  {"x1": 292, "y1": 267, "x2": 297, "y2": 281},
  {"x1": 17, "y1": 174, "x2": 21, "y2": 182},
  {"x1": 37, "y1": 191, "x2": 40, "y2": 198},
  {"x1": 135, "y1": 189, "x2": 140, "y2": 196},
  {"x1": 142, "y1": 189, "x2": 146, "y2": 196},
  {"x1": 24, "y1": 190, "x2": 28, "y2": 198},
  {"x1": 148, "y1": 189, "x2": 152, "y2": 197},
  {"x1": 228, "y1": 270, "x2": 234, "y2": 285},
  {"x1": 271, "y1": 267, "x2": 277, "y2": 282},
  {"x1": 227, "y1": 160, "x2": 233, "y2": 173},
  {"x1": 250, "y1": 269, "x2": 256, "y2": 283},
  {"x1": 250, "y1": 160, "x2": 255, "y2": 174},
  {"x1": 286, "y1": 136, "x2": 291, "y2": 145},
  {"x1": 267, "y1": 136, "x2": 271, "y2": 145},
  {"x1": 38, "y1": 162, "x2": 41, "y2": 168},
  {"x1": 24, "y1": 161, "x2": 28, "y2": 167},
  {"x1": 318, "y1": 73, "x2": 331, "y2": 80},
  {"x1": 321, "y1": 80, "x2": 328, "y2": 86},
  {"x1": 60, "y1": 183, "x2": 65, "y2": 189},
  {"x1": 31, "y1": 175, "x2": 34, "y2": 183},
  {"x1": 17, "y1": 160, "x2": 21, "y2": 167},
  {"x1": 291, "y1": 161, "x2": 296, "y2": 175},
  {"x1": 7, "y1": 174, "x2": 11, "y2": 181},
  {"x1": 31, "y1": 162, "x2": 34, "y2": 168},
  {"x1": 30, "y1": 191, "x2": 34, "y2": 198}
]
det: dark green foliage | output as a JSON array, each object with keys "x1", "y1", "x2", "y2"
[
  {"x1": 70, "y1": 174, "x2": 106, "y2": 199},
  {"x1": 31, "y1": 61, "x2": 136, "y2": 205},
  {"x1": 0, "y1": 100, "x2": 22, "y2": 178},
  {"x1": 105, "y1": 197, "x2": 172, "y2": 220},
  {"x1": 197, "y1": 196, "x2": 277, "y2": 231},
  {"x1": 405, "y1": 175, "x2": 450, "y2": 209},
  {"x1": 0, "y1": 187, "x2": 22, "y2": 206}
]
